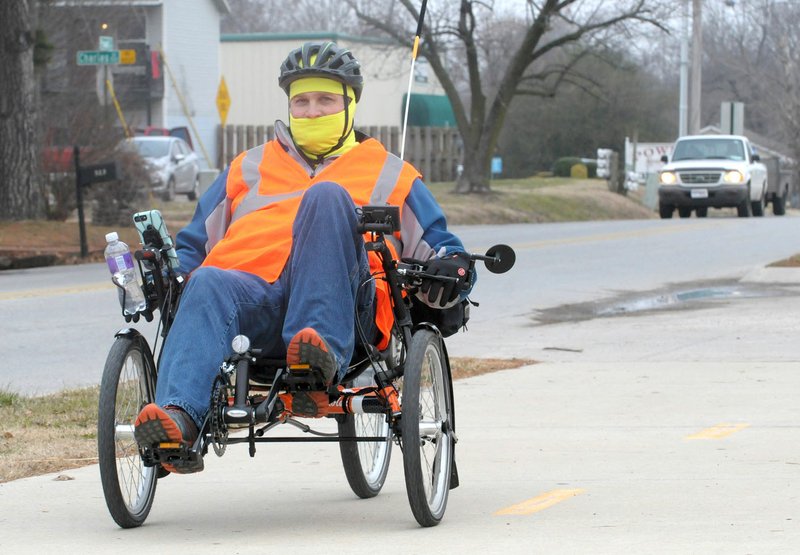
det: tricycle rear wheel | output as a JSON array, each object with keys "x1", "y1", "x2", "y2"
[{"x1": 338, "y1": 366, "x2": 393, "y2": 498}]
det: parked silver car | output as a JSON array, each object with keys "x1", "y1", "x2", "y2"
[{"x1": 125, "y1": 136, "x2": 201, "y2": 201}]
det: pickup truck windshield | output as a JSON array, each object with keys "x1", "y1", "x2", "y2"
[{"x1": 672, "y1": 138, "x2": 745, "y2": 162}]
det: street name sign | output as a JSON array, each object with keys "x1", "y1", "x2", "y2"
[{"x1": 76, "y1": 50, "x2": 120, "y2": 65}]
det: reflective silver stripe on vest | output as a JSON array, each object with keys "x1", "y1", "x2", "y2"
[
  {"x1": 231, "y1": 144, "x2": 275, "y2": 224},
  {"x1": 241, "y1": 144, "x2": 264, "y2": 189},
  {"x1": 369, "y1": 153, "x2": 404, "y2": 205},
  {"x1": 204, "y1": 196, "x2": 232, "y2": 254},
  {"x1": 231, "y1": 190, "x2": 304, "y2": 225},
  {"x1": 230, "y1": 146, "x2": 405, "y2": 225}
]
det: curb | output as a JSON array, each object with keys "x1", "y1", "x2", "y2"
[{"x1": 0, "y1": 250, "x2": 104, "y2": 271}]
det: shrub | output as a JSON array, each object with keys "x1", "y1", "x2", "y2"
[
  {"x1": 570, "y1": 164, "x2": 588, "y2": 178},
  {"x1": 45, "y1": 173, "x2": 77, "y2": 221},
  {"x1": 91, "y1": 150, "x2": 151, "y2": 226},
  {"x1": 553, "y1": 157, "x2": 582, "y2": 177},
  {"x1": 553, "y1": 157, "x2": 597, "y2": 178}
]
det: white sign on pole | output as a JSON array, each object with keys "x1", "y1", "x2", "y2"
[
  {"x1": 99, "y1": 36, "x2": 114, "y2": 51},
  {"x1": 720, "y1": 102, "x2": 744, "y2": 135}
]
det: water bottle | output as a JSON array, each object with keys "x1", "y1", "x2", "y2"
[{"x1": 104, "y1": 232, "x2": 146, "y2": 316}]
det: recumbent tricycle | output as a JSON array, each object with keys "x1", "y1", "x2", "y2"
[{"x1": 97, "y1": 205, "x2": 515, "y2": 529}]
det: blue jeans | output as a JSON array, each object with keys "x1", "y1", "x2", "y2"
[{"x1": 155, "y1": 182, "x2": 376, "y2": 427}]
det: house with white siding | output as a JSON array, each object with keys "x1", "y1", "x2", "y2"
[
  {"x1": 147, "y1": 0, "x2": 229, "y2": 168},
  {"x1": 49, "y1": 0, "x2": 229, "y2": 168}
]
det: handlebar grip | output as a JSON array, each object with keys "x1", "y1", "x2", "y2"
[
  {"x1": 134, "y1": 249, "x2": 157, "y2": 261},
  {"x1": 357, "y1": 222, "x2": 396, "y2": 234}
]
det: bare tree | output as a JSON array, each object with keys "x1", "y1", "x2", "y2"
[
  {"x1": 0, "y1": 0, "x2": 46, "y2": 220},
  {"x1": 702, "y1": 0, "x2": 800, "y2": 155},
  {"x1": 347, "y1": 0, "x2": 666, "y2": 193},
  {"x1": 500, "y1": 46, "x2": 677, "y2": 176}
]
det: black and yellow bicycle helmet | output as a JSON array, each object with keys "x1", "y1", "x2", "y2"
[{"x1": 279, "y1": 41, "x2": 364, "y2": 101}]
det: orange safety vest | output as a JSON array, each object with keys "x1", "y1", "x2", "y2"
[{"x1": 202, "y1": 138, "x2": 420, "y2": 349}]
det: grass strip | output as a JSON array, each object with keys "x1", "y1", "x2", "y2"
[{"x1": 0, "y1": 357, "x2": 535, "y2": 483}]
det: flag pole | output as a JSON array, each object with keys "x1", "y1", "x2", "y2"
[{"x1": 399, "y1": 0, "x2": 428, "y2": 161}]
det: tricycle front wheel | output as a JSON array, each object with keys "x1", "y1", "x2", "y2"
[
  {"x1": 401, "y1": 330, "x2": 454, "y2": 527},
  {"x1": 97, "y1": 332, "x2": 158, "y2": 528}
]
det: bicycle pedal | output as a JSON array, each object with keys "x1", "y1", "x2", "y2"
[
  {"x1": 286, "y1": 364, "x2": 325, "y2": 389},
  {"x1": 157, "y1": 444, "x2": 205, "y2": 474},
  {"x1": 291, "y1": 391, "x2": 320, "y2": 417}
]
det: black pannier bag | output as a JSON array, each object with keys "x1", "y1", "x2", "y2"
[{"x1": 410, "y1": 298, "x2": 470, "y2": 337}]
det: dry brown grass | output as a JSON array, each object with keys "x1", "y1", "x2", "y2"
[
  {"x1": 449, "y1": 357, "x2": 536, "y2": 379},
  {"x1": 0, "y1": 387, "x2": 99, "y2": 483},
  {"x1": 0, "y1": 201, "x2": 193, "y2": 265},
  {"x1": 768, "y1": 254, "x2": 800, "y2": 267},
  {"x1": 1, "y1": 177, "x2": 653, "y2": 266},
  {"x1": 429, "y1": 179, "x2": 656, "y2": 225},
  {"x1": 0, "y1": 357, "x2": 534, "y2": 483}
]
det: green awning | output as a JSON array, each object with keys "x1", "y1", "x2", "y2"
[{"x1": 402, "y1": 93, "x2": 456, "y2": 127}]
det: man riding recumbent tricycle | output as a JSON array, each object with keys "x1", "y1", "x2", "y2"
[{"x1": 97, "y1": 205, "x2": 514, "y2": 529}]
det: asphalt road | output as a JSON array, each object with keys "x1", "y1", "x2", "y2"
[
  {"x1": 1, "y1": 216, "x2": 799, "y2": 552},
  {"x1": 2, "y1": 216, "x2": 800, "y2": 395}
]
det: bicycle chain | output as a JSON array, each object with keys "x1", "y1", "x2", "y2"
[{"x1": 210, "y1": 375, "x2": 229, "y2": 456}]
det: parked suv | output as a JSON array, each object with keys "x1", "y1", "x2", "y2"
[{"x1": 658, "y1": 135, "x2": 768, "y2": 218}]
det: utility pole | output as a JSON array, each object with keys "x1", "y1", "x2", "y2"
[
  {"x1": 688, "y1": 0, "x2": 703, "y2": 134},
  {"x1": 678, "y1": 0, "x2": 689, "y2": 136}
]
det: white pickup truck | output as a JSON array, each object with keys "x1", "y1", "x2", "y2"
[{"x1": 658, "y1": 135, "x2": 768, "y2": 218}]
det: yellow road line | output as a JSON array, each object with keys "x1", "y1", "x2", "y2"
[
  {"x1": 0, "y1": 282, "x2": 112, "y2": 301},
  {"x1": 495, "y1": 488, "x2": 585, "y2": 516},
  {"x1": 686, "y1": 423, "x2": 750, "y2": 440}
]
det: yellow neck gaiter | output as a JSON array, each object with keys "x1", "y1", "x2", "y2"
[
  {"x1": 288, "y1": 77, "x2": 358, "y2": 160},
  {"x1": 290, "y1": 108, "x2": 356, "y2": 159}
]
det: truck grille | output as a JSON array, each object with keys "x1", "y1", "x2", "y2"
[{"x1": 679, "y1": 172, "x2": 721, "y2": 184}]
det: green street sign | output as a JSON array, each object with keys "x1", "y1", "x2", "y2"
[{"x1": 76, "y1": 50, "x2": 120, "y2": 65}]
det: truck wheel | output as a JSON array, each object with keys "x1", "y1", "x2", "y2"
[
  {"x1": 737, "y1": 198, "x2": 752, "y2": 218},
  {"x1": 677, "y1": 207, "x2": 692, "y2": 218},
  {"x1": 772, "y1": 193, "x2": 786, "y2": 216},
  {"x1": 751, "y1": 197, "x2": 764, "y2": 217},
  {"x1": 695, "y1": 207, "x2": 708, "y2": 218},
  {"x1": 659, "y1": 202, "x2": 674, "y2": 219}
]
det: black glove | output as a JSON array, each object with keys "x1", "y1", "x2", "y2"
[{"x1": 420, "y1": 252, "x2": 470, "y2": 307}]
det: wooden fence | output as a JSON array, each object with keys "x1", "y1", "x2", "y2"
[{"x1": 217, "y1": 125, "x2": 462, "y2": 182}]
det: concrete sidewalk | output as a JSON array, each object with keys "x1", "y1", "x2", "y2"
[{"x1": 1, "y1": 267, "x2": 799, "y2": 553}]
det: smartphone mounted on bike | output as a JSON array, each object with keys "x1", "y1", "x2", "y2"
[{"x1": 133, "y1": 210, "x2": 179, "y2": 271}]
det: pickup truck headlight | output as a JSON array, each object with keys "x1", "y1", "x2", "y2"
[
  {"x1": 723, "y1": 170, "x2": 745, "y2": 184},
  {"x1": 659, "y1": 171, "x2": 677, "y2": 185}
]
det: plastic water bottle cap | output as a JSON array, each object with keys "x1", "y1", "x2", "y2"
[{"x1": 105, "y1": 231, "x2": 119, "y2": 243}]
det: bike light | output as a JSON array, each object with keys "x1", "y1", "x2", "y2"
[
  {"x1": 232, "y1": 334, "x2": 250, "y2": 354},
  {"x1": 659, "y1": 171, "x2": 677, "y2": 185},
  {"x1": 723, "y1": 170, "x2": 744, "y2": 184}
]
